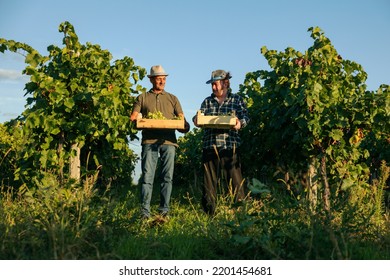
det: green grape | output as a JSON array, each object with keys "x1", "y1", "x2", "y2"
[{"x1": 146, "y1": 111, "x2": 167, "y2": 119}]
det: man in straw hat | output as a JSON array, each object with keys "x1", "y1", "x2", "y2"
[
  {"x1": 193, "y1": 69, "x2": 250, "y2": 216},
  {"x1": 131, "y1": 65, "x2": 190, "y2": 221}
]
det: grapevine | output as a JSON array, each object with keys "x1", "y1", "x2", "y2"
[
  {"x1": 238, "y1": 26, "x2": 389, "y2": 209},
  {"x1": 0, "y1": 21, "x2": 147, "y2": 187}
]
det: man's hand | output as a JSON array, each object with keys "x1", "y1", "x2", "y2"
[
  {"x1": 232, "y1": 118, "x2": 241, "y2": 131},
  {"x1": 178, "y1": 119, "x2": 190, "y2": 133},
  {"x1": 130, "y1": 111, "x2": 139, "y2": 122},
  {"x1": 192, "y1": 115, "x2": 199, "y2": 127}
]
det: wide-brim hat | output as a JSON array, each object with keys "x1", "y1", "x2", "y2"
[
  {"x1": 147, "y1": 65, "x2": 169, "y2": 77},
  {"x1": 206, "y1": 69, "x2": 232, "y2": 84}
]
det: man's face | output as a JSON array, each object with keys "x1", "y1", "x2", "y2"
[
  {"x1": 151, "y1": 76, "x2": 166, "y2": 92},
  {"x1": 211, "y1": 80, "x2": 227, "y2": 97}
]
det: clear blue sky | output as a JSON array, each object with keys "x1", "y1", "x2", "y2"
[
  {"x1": 1, "y1": 0, "x2": 389, "y2": 179},
  {"x1": 1, "y1": 0, "x2": 389, "y2": 124}
]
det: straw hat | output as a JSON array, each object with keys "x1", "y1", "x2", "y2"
[{"x1": 147, "y1": 65, "x2": 169, "y2": 77}]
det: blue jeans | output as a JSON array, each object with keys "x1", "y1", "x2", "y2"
[{"x1": 140, "y1": 143, "x2": 176, "y2": 216}]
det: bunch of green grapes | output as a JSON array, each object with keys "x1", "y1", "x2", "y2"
[{"x1": 146, "y1": 111, "x2": 167, "y2": 119}]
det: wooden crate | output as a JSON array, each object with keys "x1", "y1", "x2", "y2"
[
  {"x1": 136, "y1": 117, "x2": 185, "y2": 129},
  {"x1": 196, "y1": 110, "x2": 236, "y2": 129}
]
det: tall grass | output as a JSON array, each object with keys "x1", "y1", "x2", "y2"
[
  {"x1": 1, "y1": 171, "x2": 389, "y2": 260},
  {"x1": 0, "y1": 173, "x2": 112, "y2": 259}
]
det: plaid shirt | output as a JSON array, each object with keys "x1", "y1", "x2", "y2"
[{"x1": 199, "y1": 91, "x2": 249, "y2": 150}]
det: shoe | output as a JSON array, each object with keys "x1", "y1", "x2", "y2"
[
  {"x1": 140, "y1": 214, "x2": 150, "y2": 221},
  {"x1": 160, "y1": 211, "x2": 169, "y2": 218}
]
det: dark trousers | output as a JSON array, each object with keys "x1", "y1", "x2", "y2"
[{"x1": 201, "y1": 148, "x2": 245, "y2": 215}]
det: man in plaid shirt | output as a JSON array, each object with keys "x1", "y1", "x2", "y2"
[{"x1": 193, "y1": 70, "x2": 250, "y2": 215}]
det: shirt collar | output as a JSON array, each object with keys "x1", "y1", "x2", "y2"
[{"x1": 150, "y1": 89, "x2": 166, "y2": 95}]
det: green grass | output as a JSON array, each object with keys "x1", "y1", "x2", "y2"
[{"x1": 0, "y1": 180, "x2": 389, "y2": 260}]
